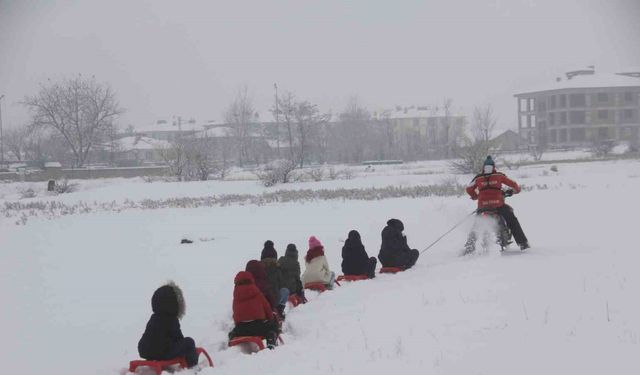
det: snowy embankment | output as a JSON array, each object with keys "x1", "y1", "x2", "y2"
[{"x1": 1, "y1": 158, "x2": 640, "y2": 375}]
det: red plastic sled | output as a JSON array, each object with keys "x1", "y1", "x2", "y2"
[
  {"x1": 336, "y1": 274, "x2": 369, "y2": 282},
  {"x1": 129, "y1": 347, "x2": 213, "y2": 375},
  {"x1": 229, "y1": 336, "x2": 265, "y2": 351},
  {"x1": 304, "y1": 282, "x2": 328, "y2": 292},
  {"x1": 380, "y1": 267, "x2": 403, "y2": 274}
]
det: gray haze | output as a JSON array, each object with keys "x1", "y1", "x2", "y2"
[{"x1": 1, "y1": 0, "x2": 639, "y2": 130}]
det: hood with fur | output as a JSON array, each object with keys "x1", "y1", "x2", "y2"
[{"x1": 151, "y1": 281, "x2": 186, "y2": 319}]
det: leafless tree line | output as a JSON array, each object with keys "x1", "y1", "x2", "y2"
[{"x1": 5, "y1": 76, "x2": 542, "y2": 181}]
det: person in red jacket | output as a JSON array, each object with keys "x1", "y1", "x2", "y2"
[
  {"x1": 466, "y1": 156, "x2": 530, "y2": 250},
  {"x1": 228, "y1": 271, "x2": 279, "y2": 349}
]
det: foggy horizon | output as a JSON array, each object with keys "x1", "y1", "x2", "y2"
[{"x1": 1, "y1": 0, "x2": 639, "y2": 131}]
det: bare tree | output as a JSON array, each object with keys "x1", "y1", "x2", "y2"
[
  {"x1": 293, "y1": 101, "x2": 329, "y2": 167},
  {"x1": 4, "y1": 126, "x2": 29, "y2": 161},
  {"x1": 22, "y1": 75, "x2": 123, "y2": 167},
  {"x1": 224, "y1": 86, "x2": 256, "y2": 166},
  {"x1": 339, "y1": 96, "x2": 371, "y2": 163},
  {"x1": 157, "y1": 141, "x2": 189, "y2": 181},
  {"x1": 275, "y1": 91, "x2": 297, "y2": 162},
  {"x1": 450, "y1": 105, "x2": 498, "y2": 174}
]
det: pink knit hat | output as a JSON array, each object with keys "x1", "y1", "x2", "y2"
[{"x1": 308, "y1": 236, "x2": 323, "y2": 249}]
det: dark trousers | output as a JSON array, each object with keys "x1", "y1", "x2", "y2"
[
  {"x1": 165, "y1": 337, "x2": 198, "y2": 368},
  {"x1": 366, "y1": 257, "x2": 377, "y2": 278},
  {"x1": 405, "y1": 249, "x2": 419, "y2": 268},
  {"x1": 496, "y1": 204, "x2": 528, "y2": 245},
  {"x1": 380, "y1": 249, "x2": 419, "y2": 269},
  {"x1": 229, "y1": 320, "x2": 279, "y2": 340}
]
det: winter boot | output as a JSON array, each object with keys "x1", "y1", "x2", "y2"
[
  {"x1": 266, "y1": 332, "x2": 277, "y2": 350},
  {"x1": 519, "y1": 242, "x2": 530, "y2": 251}
]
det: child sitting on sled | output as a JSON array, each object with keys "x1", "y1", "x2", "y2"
[
  {"x1": 228, "y1": 271, "x2": 280, "y2": 349},
  {"x1": 301, "y1": 236, "x2": 336, "y2": 290},
  {"x1": 137, "y1": 282, "x2": 199, "y2": 368},
  {"x1": 341, "y1": 230, "x2": 377, "y2": 279},
  {"x1": 278, "y1": 243, "x2": 307, "y2": 304},
  {"x1": 260, "y1": 241, "x2": 290, "y2": 319}
]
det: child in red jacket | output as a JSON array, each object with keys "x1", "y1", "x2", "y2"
[{"x1": 228, "y1": 271, "x2": 280, "y2": 349}]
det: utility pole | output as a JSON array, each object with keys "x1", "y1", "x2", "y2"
[
  {"x1": 274, "y1": 83, "x2": 280, "y2": 157},
  {"x1": 0, "y1": 95, "x2": 4, "y2": 167}
]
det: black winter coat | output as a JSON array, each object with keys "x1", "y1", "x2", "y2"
[
  {"x1": 278, "y1": 245, "x2": 302, "y2": 294},
  {"x1": 341, "y1": 230, "x2": 371, "y2": 275},
  {"x1": 261, "y1": 258, "x2": 284, "y2": 302},
  {"x1": 378, "y1": 219, "x2": 412, "y2": 267},
  {"x1": 138, "y1": 283, "x2": 186, "y2": 360}
]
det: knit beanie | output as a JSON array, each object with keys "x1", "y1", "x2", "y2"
[
  {"x1": 483, "y1": 155, "x2": 495, "y2": 167},
  {"x1": 260, "y1": 240, "x2": 277, "y2": 260},
  {"x1": 308, "y1": 236, "x2": 323, "y2": 250}
]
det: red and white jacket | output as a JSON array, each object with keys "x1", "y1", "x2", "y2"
[{"x1": 466, "y1": 168, "x2": 520, "y2": 209}]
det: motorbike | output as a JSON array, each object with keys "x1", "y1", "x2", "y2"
[{"x1": 463, "y1": 189, "x2": 514, "y2": 255}]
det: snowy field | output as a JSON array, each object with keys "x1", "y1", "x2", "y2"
[{"x1": 2, "y1": 157, "x2": 640, "y2": 375}]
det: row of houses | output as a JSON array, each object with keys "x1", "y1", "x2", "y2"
[{"x1": 113, "y1": 108, "x2": 468, "y2": 165}]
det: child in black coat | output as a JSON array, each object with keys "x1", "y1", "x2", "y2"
[
  {"x1": 341, "y1": 230, "x2": 377, "y2": 278},
  {"x1": 378, "y1": 219, "x2": 419, "y2": 269},
  {"x1": 138, "y1": 282, "x2": 198, "y2": 367}
]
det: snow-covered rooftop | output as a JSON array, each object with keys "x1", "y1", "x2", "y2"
[
  {"x1": 194, "y1": 126, "x2": 233, "y2": 139},
  {"x1": 134, "y1": 118, "x2": 207, "y2": 133},
  {"x1": 516, "y1": 71, "x2": 640, "y2": 96},
  {"x1": 117, "y1": 136, "x2": 171, "y2": 151}
]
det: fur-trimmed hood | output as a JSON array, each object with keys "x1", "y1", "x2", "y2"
[{"x1": 151, "y1": 281, "x2": 186, "y2": 320}]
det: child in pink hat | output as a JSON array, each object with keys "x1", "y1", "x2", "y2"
[{"x1": 301, "y1": 236, "x2": 336, "y2": 290}]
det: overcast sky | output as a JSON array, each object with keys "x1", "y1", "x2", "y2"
[{"x1": 1, "y1": 0, "x2": 639, "y2": 131}]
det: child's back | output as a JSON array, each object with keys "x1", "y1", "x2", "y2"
[
  {"x1": 232, "y1": 271, "x2": 273, "y2": 323},
  {"x1": 230, "y1": 271, "x2": 279, "y2": 348},
  {"x1": 341, "y1": 230, "x2": 377, "y2": 278},
  {"x1": 138, "y1": 282, "x2": 198, "y2": 367},
  {"x1": 301, "y1": 236, "x2": 335, "y2": 287},
  {"x1": 278, "y1": 244, "x2": 302, "y2": 294}
]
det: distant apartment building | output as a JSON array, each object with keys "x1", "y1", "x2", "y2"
[
  {"x1": 376, "y1": 106, "x2": 467, "y2": 159},
  {"x1": 515, "y1": 67, "x2": 640, "y2": 147}
]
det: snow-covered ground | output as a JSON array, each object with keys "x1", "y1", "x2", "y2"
[{"x1": 1, "y1": 157, "x2": 640, "y2": 374}]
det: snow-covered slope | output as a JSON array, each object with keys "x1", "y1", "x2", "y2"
[{"x1": 1, "y1": 159, "x2": 639, "y2": 374}]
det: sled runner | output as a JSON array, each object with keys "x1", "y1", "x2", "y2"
[
  {"x1": 229, "y1": 336, "x2": 266, "y2": 352},
  {"x1": 336, "y1": 274, "x2": 369, "y2": 282},
  {"x1": 287, "y1": 294, "x2": 304, "y2": 307},
  {"x1": 128, "y1": 347, "x2": 213, "y2": 375},
  {"x1": 304, "y1": 281, "x2": 328, "y2": 292},
  {"x1": 379, "y1": 267, "x2": 403, "y2": 274},
  {"x1": 304, "y1": 279, "x2": 341, "y2": 293},
  {"x1": 229, "y1": 335, "x2": 285, "y2": 353}
]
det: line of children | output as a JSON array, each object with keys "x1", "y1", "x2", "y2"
[{"x1": 137, "y1": 219, "x2": 420, "y2": 360}]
